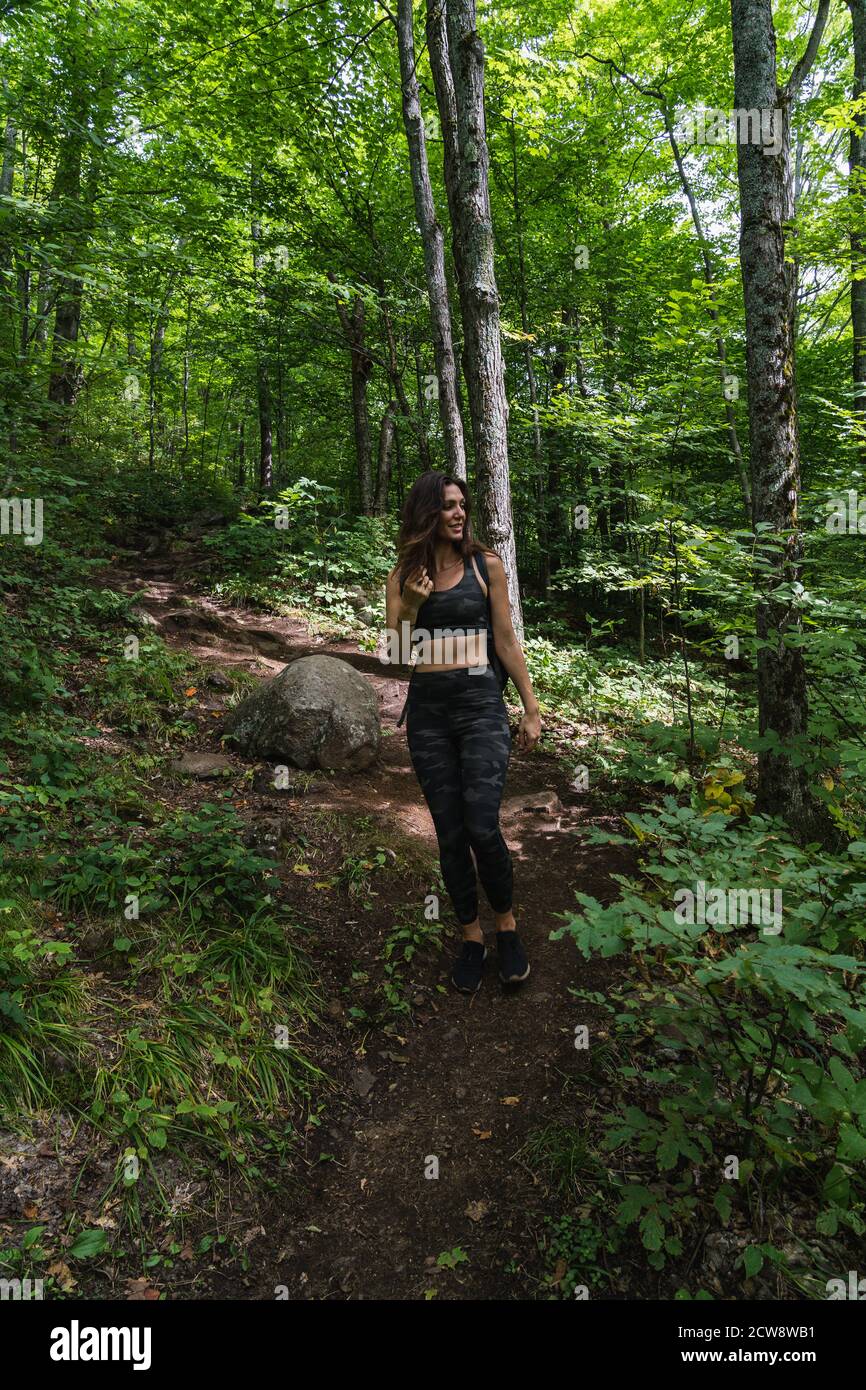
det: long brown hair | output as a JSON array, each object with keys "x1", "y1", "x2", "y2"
[{"x1": 395, "y1": 470, "x2": 494, "y2": 592}]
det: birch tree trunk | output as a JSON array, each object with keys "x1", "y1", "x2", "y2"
[
  {"x1": 661, "y1": 106, "x2": 751, "y2": 520},
  {"x1": 730, "y1": 0, "x2": 831, "y2": 839},
  {"x1": 396, "y1": 0, "x2": 466, "y2": 478},
  {"x1": 427, "y1": 0, "x2": 522, "y2": 634}
]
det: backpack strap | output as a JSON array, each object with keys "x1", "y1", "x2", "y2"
[
  {"x1": 469, "y1": 552, "x2": 487, "y2": 599},
  {"x1": 471, "y1": 549, "x2": 490, "y2": 598},
  {"x1": 473, "y1": 549, "x2": 510, "y2": 692}
]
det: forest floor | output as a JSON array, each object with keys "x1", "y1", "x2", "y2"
[{"x1": 6, "y1": 536, "x2": 637, "y2": 1301}]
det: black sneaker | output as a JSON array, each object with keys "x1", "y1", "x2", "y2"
[
  {"x1": 497, "y1": 929, "x2": 530, "y2": 984},
  {"x1": 451, "y1": 939, "x2": 487, "y2": 993}
]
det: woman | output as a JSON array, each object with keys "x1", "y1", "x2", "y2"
[{"x1": 385, "y1": 471, "x2": 542, "y2": 994}]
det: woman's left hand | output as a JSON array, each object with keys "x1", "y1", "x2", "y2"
[{"x1": 515, "y1": 709, "x2": 542, "y2": 752}]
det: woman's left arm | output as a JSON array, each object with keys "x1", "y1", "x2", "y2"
[{"x1": 486, "y1": 553, "x2": 542, "y2": 752}]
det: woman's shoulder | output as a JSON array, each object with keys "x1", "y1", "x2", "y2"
[{"x1": 475, "y1": 546, "x2": 503, "y2": 573}]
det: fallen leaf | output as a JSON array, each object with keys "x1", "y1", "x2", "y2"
[
  {"x1": 550, "y1": 1258, "x2": 568, "y2": 1285},
  {"x1": 126, "y1": 1277, "x2": 160, "y2": 1301},
  {"x1": 47, "y1": 1261, "x2": 77, "y2": 1292}
]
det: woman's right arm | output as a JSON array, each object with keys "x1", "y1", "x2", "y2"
[{"x1": 385, "y1": 567, "x2": 426, "y2": 665}]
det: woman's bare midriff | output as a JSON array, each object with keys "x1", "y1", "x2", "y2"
[{"x1": 414, "y1": 630, "x2": 489, "y2": 672}]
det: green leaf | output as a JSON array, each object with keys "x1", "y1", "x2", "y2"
[
  {"x1": 639, "y1": 1209, "x2": 664, "y2": 1252},
  {"x1": 742, "y1": 1246, "x2": 763, "y2": 1278},
  {"x1": 69, "y1": 1229, "x2": 110, "y2": 1260},
  {"x1": 837, "y1": 1125, "x2": 866, "y2": 1162},
  {"x1": 713, "y1": 1189, "x2": 732, "y2": 1225}
]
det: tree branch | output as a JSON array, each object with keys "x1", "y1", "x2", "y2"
[{"x1": 784, "y1": 0, "x2": 830, "y2": 101}]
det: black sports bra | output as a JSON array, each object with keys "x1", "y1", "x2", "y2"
[
  {"x1": 396, "y1": 554, "x2": 495, "y2": 727},
  {"x1": 407, "y1": 556, "x2": 490, "y2": 640}
]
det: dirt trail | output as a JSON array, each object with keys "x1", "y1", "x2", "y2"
[{"x1": 108, "y1": 549, "x2": 624, "y2": 1300}]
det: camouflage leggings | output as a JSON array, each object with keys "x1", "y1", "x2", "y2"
[{"x1": 405, "y1": 665, "x2": 513, "y2": 926}]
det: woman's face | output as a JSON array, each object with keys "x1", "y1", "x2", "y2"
[{"x1": 438, "y1": 484, "x2": 466, "y2": 544}]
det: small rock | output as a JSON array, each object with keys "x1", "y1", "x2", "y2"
[
  {"x1": 162, "y1": 607, "x2": 227, "y2": 635},
  {"x1": 131, "y1": 608, "x2": 160, "y2": 629},
  {"x1": 241, "y1": 627, "x2": 292, "y2": 658},
  {"x1": 502, "y1": 789, "x2": 563, "y2": 818},
  {"x1": 206, "y1": 670, "x2": 233, "y2": 691},
  {"x1": 244, "y1": 816, "x2": 291, "y2": 850},
  {"x1": 169, "y1": 752, "x2": 234, "y2": 779},
  {"x1": 352, "y1": 1066, "x2": 376, "y2": 1098}
]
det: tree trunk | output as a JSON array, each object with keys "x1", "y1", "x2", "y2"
[
  {"x1": 46, "y1": 70, "x2": 111, "y2": 441},
  {"x1": 330, "y1": 277, "x2": 374, "y2": 513},
  {"x1": 507, "y1": 112, "x2": 547, "y2": 588},
  {"x1": 381, "y1": 300, "x2": 432, "y2": 470},
  {"x1": 730, "y1": 0, "x2": 831, "y2": 839},
  {"x1": 0, "y1": 105, "x2": 15, "y2": 305},
  {"x1": 251, "y1": 207, "x2": 273, "y2": 493},
  {"x1": 545, "y1": 308, "x2": 570, "y2": 582},
  {"x1": 661, "y1": 106, "x2": 752, "y2": 520},
  {"x1": 425, "y1": 0, "x2": 469, "y2": 387},
  {"x1": 45, "y1": 91, "x2": 88, "y2": 429},
  {"x1": 374, "y1": 400, "x2": 397, "y2": 515},
  {"x1": 396, "y1": 0, "x2": 466, "y2": 478},
  {"x1": 428, "y1": 0, "x2": 522, "y2": 634},
  {"x1": 148, "y1": 245, "x2": 184, "y2": 470},
  {"x1": 849, "y1": 0, "x2": 866, "y2": 469}
]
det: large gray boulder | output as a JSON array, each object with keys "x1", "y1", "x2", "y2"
[{"x1": 222, "y1": 655, "x2": 380, "y2": 771}]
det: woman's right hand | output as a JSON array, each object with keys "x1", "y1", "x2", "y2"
[{"x1": 402, "y1": 566, "x2": 434, "y2": 616}]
